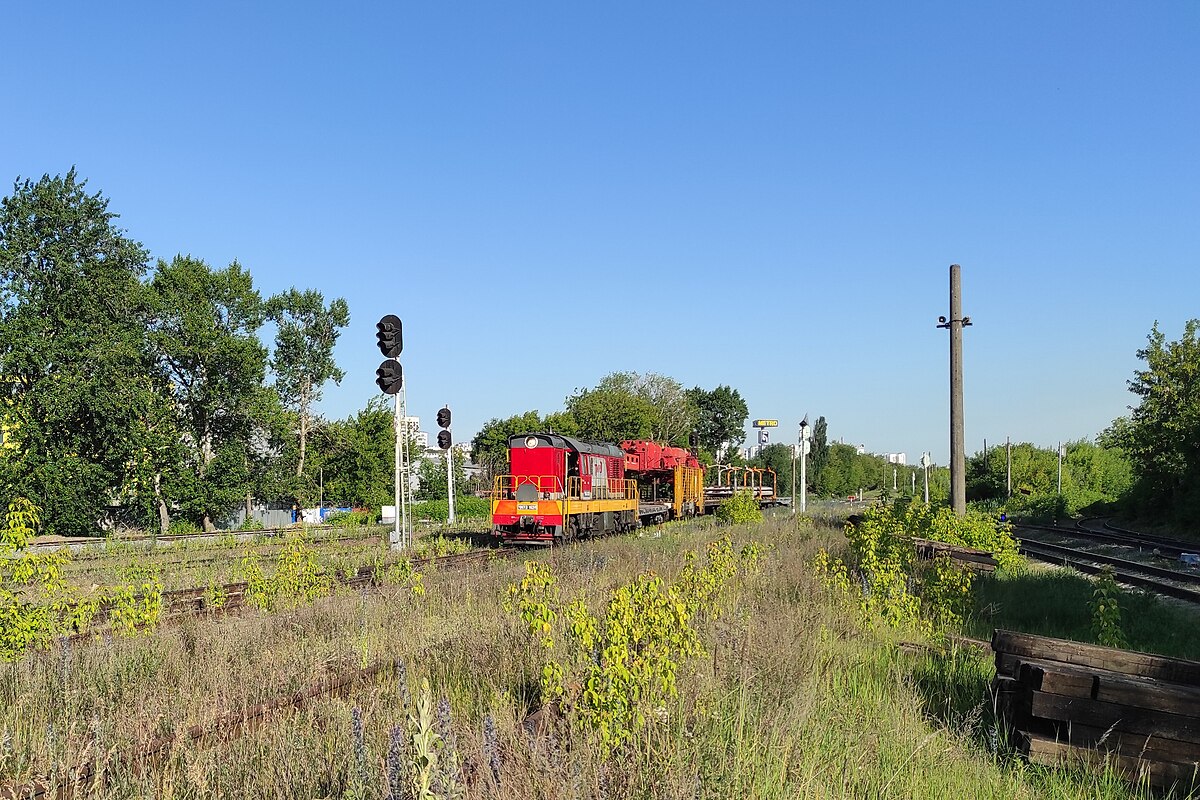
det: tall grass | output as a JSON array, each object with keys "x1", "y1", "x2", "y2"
[
  {"x1": 964, "y1": 561, "x2": 1200, "y2": 659},
  {"x1": 0, "y1": 516, "x2": 1189, "y2": 798}
]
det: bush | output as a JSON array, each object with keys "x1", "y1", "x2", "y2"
[
  {"x1": 326, "y1": 510, "x2": 375, "y2": 527},
  {"x1": 167, "y1": 518, "x2": 201, "y2": 535},
  {"x1": 814, "y1": 498, "x2": 1020, "y2": 631},
  {"x1": 411, "y1": 496, "x2": 490, "y2": 523},
  {"x1": 714, "y1": 490, "x2": 763, "y2": 525}
]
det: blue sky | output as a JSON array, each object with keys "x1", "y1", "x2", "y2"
[{"x1": 5, "y1": 2, "x2": 1198, "y2": 464}]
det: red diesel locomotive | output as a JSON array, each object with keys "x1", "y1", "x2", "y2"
[{"x1": 490, "y1": 433, "x2": 706, "y2": 544}]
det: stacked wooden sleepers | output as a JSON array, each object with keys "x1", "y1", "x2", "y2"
[
  {"x1": 991, "y1": 629, "x2": 1200, "y2": 790},
  {"x1": 912, "y1": 537, "x2": 997, "y2": 572}
]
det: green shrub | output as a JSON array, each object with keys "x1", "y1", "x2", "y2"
[
  {"x1": 814, "y1": 498, "x2": 1020, "y2": 631},
  {"x1": 411, "y1": 496, "x2": 489, "y2": 523},
  {"x1": 714, "y1": 490, "x2": 763, "y2": 524},
  {"x1": 167, "y1": 518, "x2": 201, "y2": 535},
  {"x1": 326, "y1": 509, "x2": 375, "y2": 527},
  {"x1": 1090, "y1": 566, "x2": 1128, "y2": 648}
]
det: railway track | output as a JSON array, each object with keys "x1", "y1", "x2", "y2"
[
  {"x1": 1013, "y1": 519, "x2": 1200, "y2": 605},
  {"x1": 1018, "y1": 539, "x2": 1200, "y2": 605},
  {"x1": 54, "y1": 533, "x2": 391, "y2": 583},
  {"x1": 18, "y1": 522, "x2": 369, "y2": 556},
  {"x1": 1015, "y1": 517, "x2": 1200, "y2": 560},
  {"x1": 63, "y1": 545, "x2": 517, "y2": 643},
  {"x1": 1078, "y1": 516, "x2": 1200, "y2": 558}
]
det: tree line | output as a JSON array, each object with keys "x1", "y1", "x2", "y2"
[
  {"x1": 5, "y1": 172, "x2": 1197, "y2": 533},
  {"x1": 1, "y1": 171, "x2": 350, "y2": 535}
]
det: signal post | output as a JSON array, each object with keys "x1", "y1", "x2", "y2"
[
  {"x1": 437, "y1": 406, "x2": 454, "y2": 524},
  {"x1": 375, "y1": 315, "x2": 408, "y2": 549}
]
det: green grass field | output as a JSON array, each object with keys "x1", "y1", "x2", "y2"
[{"x1": 2, "y1": 515, "x2": 1197, "y2": 798}]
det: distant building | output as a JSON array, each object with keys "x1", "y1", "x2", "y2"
[
  {"x1": 883, "y1": 453, "x2": 907, "y2": 465},
  {"x1": 401, "y1": 416, "x2": 429, "y2": 449}
]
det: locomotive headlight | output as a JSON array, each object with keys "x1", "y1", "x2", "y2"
[{"x1": 525, "y1": 435, "x2": 539, "y2": 449}]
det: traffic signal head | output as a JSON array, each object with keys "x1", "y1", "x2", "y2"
[
  {"x1": 436, "y1": 407, "x2": 451, "y2": 429},
  {"x1": 376, "y1": 314, "x2": 402, "y2": 358},
  {"x1": 375, "y1": 359, "x2": 403, "y2": 394},
  {"x1": 437, "y1": 429, "x2": 452, "y2": 449}
]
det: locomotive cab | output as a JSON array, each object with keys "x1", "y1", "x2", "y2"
[{"x1": 491, "y1": 433, "x2": 638, "y2": 544}]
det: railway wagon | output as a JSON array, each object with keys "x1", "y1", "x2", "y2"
[
  {"x1": 620, "y1": 439, "x2": 706, "y2": 524},
  {"x1": 491, "y1": 433, "x2": 639, "y2": 544}
]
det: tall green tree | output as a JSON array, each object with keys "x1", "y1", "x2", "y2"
[
  {"x1": 686, "y1": 385, "x2": 748, "y2": 458},
  {"x1": 415, "y1": 449, "x2": 468, "y2": 501},
  {"x1": 595, "y1": 372, "x2": 695, "y2": 444},
  {"x1": 265, "y1": 288, "x2": 350, "y2": 480},
  {"x1": 809, "y1": 416, "x2": 830, "y2": 489},
  {"x1": 472, "y1": 411, "x2": 544, "y2": 477},
  {"x1": 307, "y1": 397, "x2": 401, "y2": 508},
  {"x1": 818, "y1": 443, "x2": 889, "y2": 498},
  {"x1": 146, "y1": 256, "x2": 281, "y2": 530},
  {"x1": 0, "y1": 170, "x2": 155, "y2": 535},
  {"x1": 566, "y1": 384, "x2": 655, "y2": 444},
  {"x1": 470, "y1": 410, "x2": 581, "y2": 483},
  {"x1": 1110, "y1": 320, "x2": 1200, "y2": 522}
]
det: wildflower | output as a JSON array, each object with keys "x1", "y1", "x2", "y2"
[
  {"x1": 351, "y1": 707, "x2": 367, "y2": 785},
  {"x1": 435, "y1": 697, "x2": 462, "y2": 786},
  {"x1": 482, "y1": 714, "x2": 502, "y2": 789},
  {"x1": 386, "y1": 724, "x2": 407, "y2": 800}
]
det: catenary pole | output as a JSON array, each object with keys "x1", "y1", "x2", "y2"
[{"x1": 937, "y1": 264, "x2": 971, "y2": 515}]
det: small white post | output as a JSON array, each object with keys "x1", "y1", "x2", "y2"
[
  {"x1": 446, "y1": 440, "x2": 456, "y2": 525},
  {"x1": 391, "y1": 392, "x2": 402, "y2": 550}
]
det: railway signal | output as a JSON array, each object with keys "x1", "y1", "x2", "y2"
[
  {"x1": 437, "y1": 405, "x2": 455, "y2": 523},
  {"x1": 374, "y1": 313, "x2": 407, "y2": 551},
  {"x1": 375, "y1": 360, "x2": 403, "y2": 394},
  {"x1": 376, "y1": 314, "x2": 402, "y2": 358}
]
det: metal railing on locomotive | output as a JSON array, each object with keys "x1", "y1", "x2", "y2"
[
  {"x1": 491, "y1": 475, "x2": 636, "y2": 502},
  {"x1": 566, "y1": 476, "x2": 637, "y2": 501},
  {"x1": 491, "y1": 474, "x2": 565, "y2": 500}
]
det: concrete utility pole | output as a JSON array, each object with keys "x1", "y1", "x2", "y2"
[
  {"x1": 1006, "y1": 436, "x2": 1012, "y2": 499},
  {"x1": 1057, "y1": 442, "x2": 1064, "y2": 495},
  {"x1": 937, "y1": 264, "x2": 972, "y2": 515}
]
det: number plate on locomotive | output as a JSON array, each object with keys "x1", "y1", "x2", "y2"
[{"x1": 517, "y1": 503, "x2": 537, "y2": 512}]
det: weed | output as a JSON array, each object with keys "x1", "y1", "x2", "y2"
[{"x1": 1090, "y1": 566, "x2": 1129, "y2": 649}]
